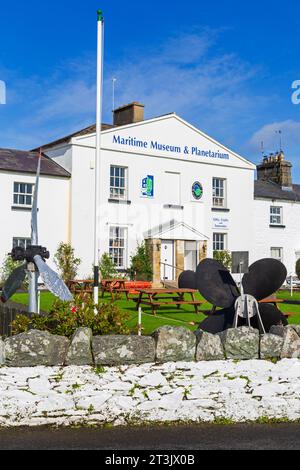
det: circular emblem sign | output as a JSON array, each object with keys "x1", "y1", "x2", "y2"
[{"x1": 192, "y1": 182, "x2": 203, "y2": 200}]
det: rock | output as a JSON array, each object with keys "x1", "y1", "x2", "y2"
[
  {"x1": 0, "y1": 338, "x2": 5, "y2": 366},
  {"x1": 139, "y1": 372, "x2": 168, "y2": 388},
  {"x1": 270, "y1": 326, "x2": 300, "y2": 359},
  {"x1": 65, "y1": 328, "x2": 93, "y2": 366},
  {"x1": 218, "y1": 327, "x2": 259, "y2": 360},
  {"x1": 195, "y1": 330, "x2": 225, "y2": 361},
  {"x1": 4, "y1": 330, "x2": 69, "y2": 367},
  {"x1": 260, "y1": 334, "x2": 283, "y2": 360},
  {"x1": 152, "y1": 326, "x2": 196, "y2": 363},
  {"x1": 92, "y1": 335, "x2": 155, "y2": 366},
  {"x1": 290, "y1": 325, "x2": 300, "y2": 337}
]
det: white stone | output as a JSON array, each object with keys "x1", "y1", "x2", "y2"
[{"x1": 139, "y1": 372, "x2": 168, "y2": 388}]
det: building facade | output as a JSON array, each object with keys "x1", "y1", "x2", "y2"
[{"x1": 1, "y1": 102, "x2": 299, "y2": 283}]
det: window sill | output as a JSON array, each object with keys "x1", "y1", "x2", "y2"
[
  {"x1": 269, "y1": 224, "x2": 286, "y2": 229},
  {"x1": 163, "y1": 204, "x2": 184, "y2": 210},
  {"x1": 212, "y1": 207, "x2": 230, "y2": 212},
  {"x1": 108, "y1": 199, "x2": 132, "y2": 205},
  {"x1": 11, "y1": 206, "x2": 34, "y2": 212}
]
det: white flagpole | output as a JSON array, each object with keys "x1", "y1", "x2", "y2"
[{"x1": 93, "y1": 10, "x2": 104, "y2": 307}]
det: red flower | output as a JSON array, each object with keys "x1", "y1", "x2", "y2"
[{"x1": 71, "y1": 307, "x2": 77, "y2": 314}]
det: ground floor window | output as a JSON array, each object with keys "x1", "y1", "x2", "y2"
[
  {"x1": 271, "y1": 247, "x2": 283, "y2": 263},
  {"x1": 13, "y1": 237, "x2": 31, "y2": 250},
  {"x1": 109, "y1": 227, "x2": 127, "y2": 269},
  {"x1": 213, "y1": 233, "x2": 227, "y2": 252}
]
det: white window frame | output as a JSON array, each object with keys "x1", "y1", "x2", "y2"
[
  {"x1": 110, "y1": 166, "x2": 128, "y2": 201},
  {"x1": 270, "y1": 206, "x2": 283, "y2": 226},
  {"x1": 213, "y1": 178, "x2": 226, "y2": 208},
  {"x1": 270, "y1": 247, "x2": 283, "y2": 263},
  {"x1": 13, "y1": 237, "x2": 31, "y2": 250},
  {"x1": 13, "y1": 182, "x2": 34, "y2": 207},
  {"x1": 213, "y1": 233, "x2": 227, "y2": 252},
  {"x1": 109, "y1": 226, "x2": 128, "y2": 269}
]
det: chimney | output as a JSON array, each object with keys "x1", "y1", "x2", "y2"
[
  {"x1": 257, "y1": 151, "x2": 293, "y2": 190},
  {"x1": 113, "y1": 102, "x2": 145, "y2": 126}
]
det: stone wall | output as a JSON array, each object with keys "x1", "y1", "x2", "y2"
[{"x1": 1, "y1": 325, "x2": 300, "y2": 368}]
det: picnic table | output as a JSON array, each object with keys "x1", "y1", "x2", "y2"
[
  {"x1": 133, "y1": 288, "x2": 205, "y2": 316},
  {"x1": 68, "y1": 280, "x2": 94, "y2": 297},
  {"x1": 100, "y1": 279, "x2": 127, "y2": 300}
]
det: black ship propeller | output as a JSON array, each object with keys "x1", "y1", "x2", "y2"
[
  {"x1": 179, "y1": 258, "x2": 287, "y2": 334},
  {"x1": 1, "y1": 152, "x2": 73, "y2": 310}
]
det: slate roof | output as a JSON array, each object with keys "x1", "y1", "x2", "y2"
[
  {"x1": 254, "y1": 180, "x2": 300, "y2": 202},
  {"x1": 32, "y1": 123, "x2": 114, "y2": 151},
  {"x1": 0, "y1": 148, "x2": 70, "y2": 178}
]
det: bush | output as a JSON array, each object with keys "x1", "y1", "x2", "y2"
[
  {"x1": 213, "y1": 250, "x2": 232, "y2": 271},
  {"x1": 0, "y1": 254, "x2": 28, "y2": 289},
  {"x1": 11, "y1": 295, "x2": 130, "y2": 337},
  {"x1": 99, "y1": 253, "x2": 118, "y2": 279},
  {"x1": 129, "y1": 242, "x2": 153, "y2": 281},
  {"x1": 54, "y1": 243, "x2": 81, "y2": 284}
]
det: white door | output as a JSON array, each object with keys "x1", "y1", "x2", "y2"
[
  {"x1": 161, "y1": 240, "x2": 175, "y2": 280},
  {"x1": 184, "y1": 241, "x2": 198, "y2": 271}
]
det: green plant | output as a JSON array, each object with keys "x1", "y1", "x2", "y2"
[
  {"x1": 11, "y1": 295, "x2": 130, "y2": 337},
  {"x1": 99, "y1": 253, "x2": 118, "y2": 279},
  {"x1": 129, "y1": 242, "x2": 153, "y2": 281},
  {"x1": 213, "y1": 250, "x2": 232, "y2": 270},
  {"x1": 54, "y1": 243, "x2": 81, "y2": 284}
]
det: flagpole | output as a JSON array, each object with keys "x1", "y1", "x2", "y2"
[{"x1": 93, "y1": 10, "x2": 104, "y2": 307}]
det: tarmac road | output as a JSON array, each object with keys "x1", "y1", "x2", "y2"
[{"x1": 0, "y1": 424, "x2": 300, "y2": 450}]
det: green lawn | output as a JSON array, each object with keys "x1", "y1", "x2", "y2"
[{"x1": 11, "y1": 290, "x2": 300, "y2": 334}]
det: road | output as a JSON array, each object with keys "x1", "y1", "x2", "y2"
[{"x1": 0, "y1": 424, "x2": 300, "y2": 450}]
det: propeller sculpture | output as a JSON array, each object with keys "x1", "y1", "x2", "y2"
[
  {"x1": 179, "y1": 258, "x2": 288, "y2": 334},
  {"x1": 1, "y1": 152, "x2": 73, "y2": 312}
]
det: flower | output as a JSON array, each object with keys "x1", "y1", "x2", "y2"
[{"x1": 71, "y1": 307, "x2": 77, "y2": 314}]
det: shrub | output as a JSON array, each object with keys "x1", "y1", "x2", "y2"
[
  {"x1": 129, "y1": 242, "x2": 153, "y2": 281},
  {"x1": 0, "y1": 254, "x2": 28, "y2": 289},
  {"x1": 213, "y1": 250, "x2": 232, "y2": 271},
  {"x1": 11, "y1": 295, "x2": 130, "y2": 337},
  {"x1": 54, "y1": 243, "x2": 81, "y2": 284},
  {"x1": 99, "y1": 253, "x2": 118, "y2": 279}
]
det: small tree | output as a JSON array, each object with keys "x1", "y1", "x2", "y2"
[
  {"x1": 213, "y1": 250, "x2": 232, "y2": 271},
  {"x1": 130, "y1": 242, "x2": 153, "y2": 281},
  {"x1": 99, "y1": 253, "x2": 118, "y2": 279},
  {"x1": 296, "y1": 259, "x2": 300, "y2": 280},
  {"x1": 54, "y1": 243, "x2": 81, "y2": 284}
]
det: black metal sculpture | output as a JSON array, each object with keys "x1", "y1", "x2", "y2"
[{"x1": 180, "y1": 258, "x2": 288, "y2": 334}]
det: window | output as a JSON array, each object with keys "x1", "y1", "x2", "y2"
[
  {"x1": 109, "y1": 227, "x2": 127, "y2": 269},
  {"x1": 270, "y1": 206, "x2": 283, "y2": 225},
  {"x1": 213, "y1": 178, "x2": 226, "y2": 207},
  {"x1": 13, "y1": 182, "x2": 34, "y2": 207},
  {"x1": 110, "y1": 166, "x2": 127, "y2": 200},
  {"x1": 13, "y1": 238, "x2": 31, "y2": 250},
  {"x1": 271, "y1": 247, "x2": 283, "y2": 262},
  {"x1": 213, "y1": 233, "x2": 227, "y2": 251}
]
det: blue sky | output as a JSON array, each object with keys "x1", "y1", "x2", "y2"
[{"x1": 1, "y1": 0, "x2": 300, "y2": 178}]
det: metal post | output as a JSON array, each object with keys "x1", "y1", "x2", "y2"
[
  {"x1": 93, "y1": 10, "x2": 104, "y2": 309},
  {"x1": 138, "y1": 307, "x2": 142, "y2": 336},
  {"x1": 28, "y1": 263, "x2": 38, "y2": 314}
]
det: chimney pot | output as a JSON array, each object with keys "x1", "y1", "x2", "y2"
[{"x1": 113, "y1": 102, "x2": 145, "y2": 126}]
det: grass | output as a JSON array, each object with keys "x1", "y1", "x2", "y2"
[{"x1": 11, "y1": 289, "x2": 300, "y2": 334}]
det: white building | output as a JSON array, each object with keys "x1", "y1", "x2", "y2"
[{"x1": 1, "y1": 102, "x2": 299, "y2": 283}]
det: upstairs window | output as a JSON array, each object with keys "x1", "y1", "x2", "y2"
[
  {"x1": 13, "y1": 182, "x2": 34, "y2": 207},
  {"x1": 213, "y1": 178, "x2": 226, "y2": 208},
  {"x1": 110, "y1": 166, "x2": 127, "y2": 200},
  {"x1": 270, "y1": 206, "x2": 283, "y2": 225}
]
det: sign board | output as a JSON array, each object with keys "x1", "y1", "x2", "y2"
[
  {"x1": 141, "y1": 175, "x2": 154, "y2": 198},
  {"x1": 192, "y1": 182, "x2": 203, "y2": 201},
  {"x1": 212, "y1": 216, "x2": 229, "y2": 230}
]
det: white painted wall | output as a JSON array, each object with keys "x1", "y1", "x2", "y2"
[
  {"x1": 0, "y1": 171, "x2": 70, "y2": 275},
  {"x1": 254, "y1": 197, "x2": 300, "y2": 275}
]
